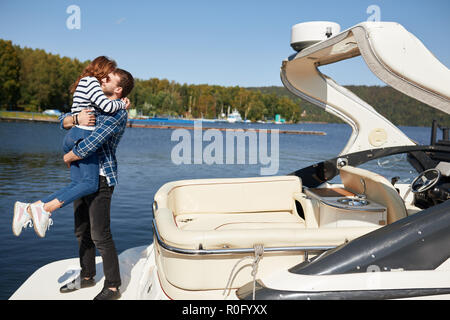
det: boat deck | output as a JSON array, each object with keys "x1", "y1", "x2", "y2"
[{"x1": 9, "y1": 246, "x2": 150, "y2": 300}]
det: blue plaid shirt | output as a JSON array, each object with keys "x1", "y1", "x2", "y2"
[{"x1": 59, "y1": 109, "x2": 128, "y2": 186}]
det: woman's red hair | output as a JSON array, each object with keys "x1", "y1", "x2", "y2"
[{"x1": 70, "y1": 56, "x2": 117, "y2": 94}]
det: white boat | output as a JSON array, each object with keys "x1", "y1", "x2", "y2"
[
  {"x1": 215, "y1": 112, "x2": 228, "y2": 123},
  {"x1": 227, "y1": 108, "x2": 243, "y2": 123},
  {"x1": 11, "y1": 20, "x2": 450, "y2": 300}
]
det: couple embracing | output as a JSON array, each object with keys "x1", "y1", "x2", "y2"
[{"x1": 12, "y1": 56, "x2": 134, "y2": 300}]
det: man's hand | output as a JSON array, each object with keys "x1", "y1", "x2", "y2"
[
  {"x1": 78, "y1": 109, "x2": 96, "y2": 126},
  {"x1": 64, "y1": 150, "x2": 82, "y2": 168},
  {"x1": 121, "y1": 97, "x2": 131, "y2": 110}
]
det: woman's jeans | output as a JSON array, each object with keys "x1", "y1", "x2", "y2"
[{"x1": 41, "y1": 127, "x2": 99, "y2": 207}]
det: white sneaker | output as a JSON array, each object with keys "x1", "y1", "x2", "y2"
[
  {"x1": 29, "y1": 202, "x2": 53, "y2": 238},
  {"x1": 12, "y1": 201, "x2": 33, "y2": 236}
]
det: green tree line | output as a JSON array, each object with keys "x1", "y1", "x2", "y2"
[
  {"x1": 1, "y1": 39, "x2": 448, "y2": 126},
  {"x1": 0, "y1": 39, "x2": 88, "y2": 112}
]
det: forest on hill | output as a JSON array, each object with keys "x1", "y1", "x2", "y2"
[{"x1": 1, "y1": 39, "x2": 449, "y2": 127}]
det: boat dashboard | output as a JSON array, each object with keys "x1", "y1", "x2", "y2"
[
  {"x1": 290, "y1": 141, "x2": 450, "y2": 212},
  {"x1": 412, "y1": 163, "x2": 450, "y2": 209}
]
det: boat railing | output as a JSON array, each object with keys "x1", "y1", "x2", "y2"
[{"x1": 151, "y1": 219, "x2": 336, "y2": 256}]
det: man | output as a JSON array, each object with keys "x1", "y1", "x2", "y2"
[{"x1": 58, "y1": 68, "x2": 134, "y2": 300}]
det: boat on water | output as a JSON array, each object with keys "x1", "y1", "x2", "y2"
[
  {"x1": 11, "y1": 20, "x2": 450, "y2": 300},
  {"x1": 227, "y1": 108, "x2": 243, "y2": 123}
]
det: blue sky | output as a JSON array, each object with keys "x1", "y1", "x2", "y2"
[{"x1": 0, "y1": 0, "x2": 449, "y2": 87}]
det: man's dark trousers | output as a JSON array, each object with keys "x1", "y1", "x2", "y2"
[{"x1": 73, "y1": 175, "x2": 121, "y2": 289}]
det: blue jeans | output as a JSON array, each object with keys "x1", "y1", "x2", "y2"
[{"x1": 41, "y1": 127, "x2": 99, "y2": 207}]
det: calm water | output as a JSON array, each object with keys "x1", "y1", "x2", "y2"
[{"x1": 0, "y1": 120, "x2": 432, "y2": 299}]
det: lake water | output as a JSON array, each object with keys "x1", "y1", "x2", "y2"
[{"x1": 0, "y1": 120, "x2": 432, "y2": 299}]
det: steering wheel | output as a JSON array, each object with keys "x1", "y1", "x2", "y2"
[{"x1": 410, "y1": 168, "x2": 441, "y2": 193}]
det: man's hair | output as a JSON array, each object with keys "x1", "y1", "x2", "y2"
[{"x1": 113, "y1": 68, "x2": 134, "y2": 98}]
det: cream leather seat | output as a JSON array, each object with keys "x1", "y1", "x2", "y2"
[
  {"x1": 153, "y1": 175, "x2": 379, "y2": 292},
  {"x1": 340, "y1": 165, "x2": 408, "y2": 224},
  {"x1": 155, "y1": 176, "x2": 307, "y2": 250}
]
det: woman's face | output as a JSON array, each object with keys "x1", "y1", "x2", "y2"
[{"x1": 100, "y1": 73, "x2": 110, "y2": 85}]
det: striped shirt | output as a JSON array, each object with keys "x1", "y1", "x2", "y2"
[
  {"x1": 72, "y1": 76, "x2": 125, "y2": 117},
  {"x1": 59, "y1": 109, "x2": 128, "y2": 186}
]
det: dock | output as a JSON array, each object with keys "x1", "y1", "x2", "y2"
[
  {"x1": 0, "y1": 114, "x2": 326, "y2": 136},
  {"x1": 126, "y1": 122, "x2": 326, "y2": 135}
]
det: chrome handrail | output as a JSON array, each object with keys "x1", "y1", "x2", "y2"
[{"x1": 151, "y1": 219, "x2": 336, "y2": 256}]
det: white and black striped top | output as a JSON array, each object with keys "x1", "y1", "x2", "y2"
[{"x1": 71, "y1": 76, "x2": 125, "y2": 115}]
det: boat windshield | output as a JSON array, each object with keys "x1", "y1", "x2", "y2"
[{"x1": 360, "y1": 153, "x2": 416, "y2": 185}]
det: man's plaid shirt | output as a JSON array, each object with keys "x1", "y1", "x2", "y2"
[{"x1": 59, "y1": 109, "x2": 128, "y2": 186}]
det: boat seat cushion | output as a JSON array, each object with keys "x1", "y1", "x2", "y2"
[
  {"x1": 340, "y1": 165, "x2": 408, "y2": 224},
  {"x1": 165, "y1": 176, "x2": 302, "y2": 216},
  {"x1": 175, "y1": 211, "x2": 305, "y2": 231}
]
